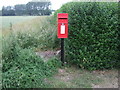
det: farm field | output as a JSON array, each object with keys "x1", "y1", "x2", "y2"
[
  {"x1": 1, "y1": 15, "x2": 119, "y2": 88},
  {"x1": 1, "y1": 16, "x2": 50, "y2": 36},
  {"x1": 1, "y1": 16, "x2": 39, "y2": 28},
  {"x1": 1, "y1": 16, "x2": 43, "y2": 45}
]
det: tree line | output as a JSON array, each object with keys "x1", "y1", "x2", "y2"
[{"x1": 1, "y1": 0, "x2": 52, "y2": 16}]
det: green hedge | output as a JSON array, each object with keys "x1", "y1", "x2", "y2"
[{"x1": 54, "y1": 2, "x2": 119, "y2": 70}]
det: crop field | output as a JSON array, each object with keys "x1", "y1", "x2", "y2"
[
  {"x1": 1, "y1": 16, "x2": 51, "y2": 36},
  {"x1": 1, "y1": 16, "x2": 39, "y2": 28},
  {"x1": 0, "y1": 16, "x2": 43, "y2": 43}
]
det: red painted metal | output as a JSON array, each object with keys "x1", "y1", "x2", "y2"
[{"x1": 57, "y1": 13, "x2": 68, "y2": 38}]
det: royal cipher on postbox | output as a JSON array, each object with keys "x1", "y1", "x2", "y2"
[{"x1": 57, "y1": 13, "x2": 68, "y2": 38}]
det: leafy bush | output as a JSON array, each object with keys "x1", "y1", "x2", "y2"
[
  {"x1": 45, "y1": 57, "x2": 62, "y2": 74},
  {"x1": 3, "y1": 48, "x2": 45, "y2": 88},
  {"x1": 2, "y1": 29, "x2": 61, "y2": 88},
  {"x1": 54, "y1": 2, "x2": 119, "y2": 70},
  {"x1": 36, "y1": 17, "x2": 60, "y2": 50},
  {"x1": 2, "y1": 47, "x2": 61, "y2": 88}
]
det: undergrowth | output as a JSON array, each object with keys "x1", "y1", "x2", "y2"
[{"x1": 2, "y1": 16, "x2": 61, "y2": 88}]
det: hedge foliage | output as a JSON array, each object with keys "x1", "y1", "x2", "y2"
[{"x1": 54, "y1": 2, "x2": 119, "y2": 70}]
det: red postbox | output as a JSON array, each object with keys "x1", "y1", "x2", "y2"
[{"x1": 57, "y1": 13, "x2": 68, "y2": 38}]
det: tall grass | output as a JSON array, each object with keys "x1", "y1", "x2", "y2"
[{"x1": 2, "y1": 16, "x2": 59, "y2": 50}]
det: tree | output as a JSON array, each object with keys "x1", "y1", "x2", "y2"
[
  {"x1": 15, "y1": 4, "x2": 27, "y2": 15},
  {"x1": 0, "y1": 11, "x2": 2, "y2": 16},
  {"x1": 2, "y1": 6, "x2": 15, "y2": 16},
  {"x1": 1, "y1": 0, "x2": 52, "y2": 16},
  {"x1": 26, "y1": 0, "x2": 51, "y2": 15}
]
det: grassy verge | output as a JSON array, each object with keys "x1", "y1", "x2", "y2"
[
  {"x1": 46, "y1": 66, "x2": 118, "y2": 88},
  {"x1": 46, "y1": 67, "x2": 102, "y2": 88}
]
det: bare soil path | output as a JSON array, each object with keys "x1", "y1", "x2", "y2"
[
  {"x1": 47, "y1": 67, "x2": 118, "y2": 88},
  {"x1": 36, "y1": 50, "x2": 60, "y2": 62},
  {"x1": 36, "y1": 50, "x2": 119, "y2": 88}
]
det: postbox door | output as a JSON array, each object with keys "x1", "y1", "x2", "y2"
[{"x1": 58, "y1": 23, "x2": 68, "y2": 38}]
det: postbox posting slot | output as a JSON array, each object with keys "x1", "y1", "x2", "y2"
[
  {"x1": 58, "y1": 18, "x2": 67, "y2": 19},
  {"x1": 58, "y1": 18, "x2": 68, "y2": 24},
  {"x1": 58, "y1": 17, "x2": 68, "y2": 21}
]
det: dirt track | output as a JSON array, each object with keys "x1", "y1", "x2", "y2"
[{"x1": 36, "y1": 50, "x2": 119, "y2": 88}]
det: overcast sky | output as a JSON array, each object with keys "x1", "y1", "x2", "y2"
[{"x1": 0, "y1": 0, "x2": 72, "y2": 10}]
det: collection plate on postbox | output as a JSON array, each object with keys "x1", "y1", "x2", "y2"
[{"x1": 57, "y1": 13, "x2": 68, "y2": 38}]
